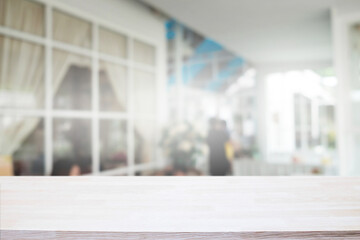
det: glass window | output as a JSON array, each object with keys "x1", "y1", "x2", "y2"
[
  {"x1": 100, "y1": 119, "x2": 127, "y2": 171},
  {"x1": 99, "y1": 61, "x2": 127, "y2": 112},
  {"x1": 0, "y1": 116, "x2": 44, "y2": 175},
  {"x1": 0, "y1": 35, "x2": 45, "y2": 109},
  {"x1": 53, "y1": 49, "x2": 92, "y2": 110},
  {"x1": 53, "y1": 9, "x2": 92, "y2": 48},
  {"x1": 133, "y1": 40, "x2": 155, "y2": 66},
  {"x1": 134, "y1": 120, "x2": 155, "y2": 164},
  {"x1": 53, "y1": 118, "x2": 92, "y2": 175},
  {"x1": 133, "y1": 70, "x2": 156, "y2": 115},
  {"x1": 99, "y1": 27, "x2": 127, "y2": 59},
  {"x1": 0, "y1": 3, "x2": 160, "y2": 176},
  {"x1": 0, "y1": 0, "x2": 45, "y2": 36}
]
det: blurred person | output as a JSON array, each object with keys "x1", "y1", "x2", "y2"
[
  {"x1": 230, "y1": 130, "x2": 242, "y2": 159},
  {"x1": 51, "y1": 159, "x2": 81, "y2": 176},
  {"x1": 207, "y1": 118, "x2": 230, "y2": 176},
  {"x1": 220, "y1": 120, "x2": 230, "y2": 137},
  {"x1": 31, "y1": 156, "x2": 45, "y2": 175}
]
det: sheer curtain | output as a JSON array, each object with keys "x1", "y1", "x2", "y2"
[
  {"x1": 133, "y1": 40, "x2": 155, "y2": 66},
  {"x1": 0, "y1": 0, "x2": 92, "y2": 158},
  {"x1": 133, "y1": 71, "x2": 156, "y2": 164},
  {"x1": 98, "y1": 27, "x2": 127, "y2": 111},
  {"x1": 99, "y1": 61, "x2": 127, "y2": 111},
  {"x1": 134, "y1": 120, "x2": 155, "y2": 164},
  {"x1": 0, "y1": 0, "x2": 44, "y2": 156},
  {"x1": 0, "y1": 0, "x2": 45, "y2": 36},
  {"x1": 132, "y1": 42, "x2": 156, "y2": 164}
]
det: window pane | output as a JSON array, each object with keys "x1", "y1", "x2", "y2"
[
  {"x1": 99, "y1": 27, "x2": 127, "y2": 59},
  {"x1": 0, "y1": 117, "x2": 44, "y2": 176},
  {"x1": 53, "y1": 9, "x2": 92, "y2": 48},
  {"x1": 133, "y1": 70, "x2": 156, "y2": 115},
  {"x1": 53, "y1": 118, "x2": 92, "y2": 175},
  {"x1": 0, "y1": 0, "x2": 45, "y2": 36},
  {"x1": 53, "y1": 49, "x2": 92, "y2": 110},
  {"x1": 100, "y1": 119, "x2": 127, "y2": 171},
  {"x1": 99, "y1": 61, "x2": 127, "y2": 112},
  {"x1": 0, "y1": 35, "x2": 44, "y2": 109},
  {"x1": 133, "y1": 40, "x2": 155, "y2": 66},
  {"x1": 134, "y1": 120, "x2": 155, "y2": 164}
]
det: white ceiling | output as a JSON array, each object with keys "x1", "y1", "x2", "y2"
[{"x1": 142, "y1": 0, "x2": 351, "y2": 66}]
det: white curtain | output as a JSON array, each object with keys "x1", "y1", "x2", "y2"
[
  {"x1": 133, "y1": 70, "x2": 156, "y2": 115},
  {"x1": 99, "y1": 27, "x2": 127, "y2": 59},
  {"x1": 133, "y1": 69, "x2": 157, "y2": 164},
  {"x1": 52, "y1": 9, "x2": 92, "y2": 49},
  {"x1": 99, "y1": 61, "x2": 127, "y2": 111},
  {"x1": 0, "y1": 0, "x2": 44, "y2": 156},
  {"x1": 134, "y1": 120, "x2": 155, "y2": 164},
  {"x1": 0, "y1": 0, "x2": 45, "y2": 36},
  {"x1": 0, "y1": 0, "x2": 91, "y2": 157},
  {"x1": 133, "y1": 40, "x2": 155, "y2": 66}
]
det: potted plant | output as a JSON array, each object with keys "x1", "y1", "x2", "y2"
[{"x1": 160, "y1": 122, "x2": 207, "y2": 172}]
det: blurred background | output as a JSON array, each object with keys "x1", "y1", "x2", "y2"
[{"x1": 0, "y1": 0, "x2": 359, "y2": 176}]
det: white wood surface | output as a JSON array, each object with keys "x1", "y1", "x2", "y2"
[
  {"x1": 2, "y1": 231, "x2": 360, "y2": 239},
  {"x1": 1, "y1": 177, "x2": 360, "y2": 232}
]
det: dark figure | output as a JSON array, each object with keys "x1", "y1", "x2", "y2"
[
  {"x1": 51, "y1": 159, "x2": 81, "y2": 176},
  {"x1": 207, "y1": 118, "x2": 230, "y2": 176}
]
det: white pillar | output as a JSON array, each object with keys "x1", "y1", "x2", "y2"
[
  {"x1": 332, "y1": 8, "x2": 352, "y2": 175},
  {"x1": 255, "y1": 70, "x2": 267, "y2": 162}
]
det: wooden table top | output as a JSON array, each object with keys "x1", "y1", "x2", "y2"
[{"x1": 1, "y1": 177, "x2": 360, "y2": 239}]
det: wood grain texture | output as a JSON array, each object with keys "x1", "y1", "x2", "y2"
[
  {"x1": 0, "y1": 177, "x2": 360, "y2": 232},
  {"x1": 2, "y1": 231, "x2": 360, "y2": 240}
]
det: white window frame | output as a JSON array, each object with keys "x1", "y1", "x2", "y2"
[
  {"x1": 0, "y1": 0, "x2": 162, "y2": 176},
  {"x1": 333, "y1": 8, "x2": 360, "y2": 175}
]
